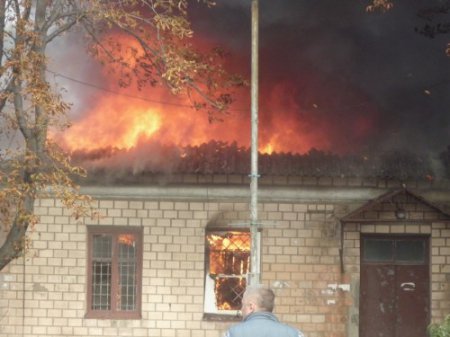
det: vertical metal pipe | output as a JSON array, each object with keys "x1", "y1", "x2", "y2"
[{"x1": 249, "y1": 0, "x2": 260, "y2": 286}]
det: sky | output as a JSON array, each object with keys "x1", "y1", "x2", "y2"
[
  {"x1": 41, "y1": 0, "x2": 450, "y2": 164},
  {"x1": 186, "y1": 0, "x2": 450, "y2": 156}
]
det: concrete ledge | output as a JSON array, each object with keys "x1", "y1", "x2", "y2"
[{"x1": 80, "y1": 185, "x2": 394, "y2": 203}]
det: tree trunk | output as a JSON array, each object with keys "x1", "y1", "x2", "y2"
[
  {"x1": 0, "y1": 0, "x2": 48, "y2": 271},
  {"x1": 0, "y1": 196, "x2": 34, "y2": 270}
]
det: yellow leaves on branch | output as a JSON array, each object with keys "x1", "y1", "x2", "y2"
[
  {"x1": 366, "y1": 0, "x2": 394, "y2": 12},
  {"x1": 86, "y1": 1, "x2": 246, "y2": 114},
  {"x1": 0, "y1": 140, "x2": 93, "y2": 230},
  {"x1": 365, "y1": 1, "x2": 450, "y2": 58},
  {"x1": 154, "y1": 14, "x2": 193, "y2": 38},
  {"x1": 1, "y1": 0, "x2": 241, "y2": 248}
]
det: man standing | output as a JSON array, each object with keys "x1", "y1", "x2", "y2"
[{"x1": 224, "y1": 285, "x2": 305, "y2": 337}]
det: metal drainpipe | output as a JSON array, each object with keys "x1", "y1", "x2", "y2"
[{"x1": 249, "y1": 0, "x2": 260, "y2": 286}]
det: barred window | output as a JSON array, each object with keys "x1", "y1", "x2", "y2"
[
  {"x1": 204, "y1": 230, "x2": 251, "y2": 317},
  {"x1": 86, "y1": 227, "x2": 142, "y2": 319}
]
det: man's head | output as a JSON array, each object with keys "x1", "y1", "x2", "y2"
[{"x1": 240, "y1": 285, "x2": 275, "y2": 318}]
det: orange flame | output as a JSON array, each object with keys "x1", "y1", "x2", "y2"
[
  {"x1": 207, "y1": 231, "x2": 250, "y2": 310},
  {"x1": 207, "y1": 232, "x2": 250, "y2": 252},
  {"x1": 64, "y1": 101, "x2": 162, "y2": 151},
  {"x1": 261, "y1": 143, "x2": 274, "y2": 155},
  {"x1": 118, "y1": 234, "x2": 135, "y2": 246},
  {"x1": 57, "y1": 90, "x2": 249, "y2": 151},
  {"x1": 51, "y1": 32, "x2": 378, "y2": 156}
]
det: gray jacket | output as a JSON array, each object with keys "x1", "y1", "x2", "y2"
[{"x1": 224, "y1": 311, "x2": 304, "y2": 337}]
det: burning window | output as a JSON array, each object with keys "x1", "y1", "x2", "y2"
[
  {"x1": 204, "y1": 231, "x2": 251, "y2": 315},
  {"x1": 87, "y1": 227, "x2": 142, "y2": 319}
]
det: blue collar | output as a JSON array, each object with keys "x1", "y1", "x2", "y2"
[{"x1": 243, "y1": 311, "x2": 279, "y2": 323}]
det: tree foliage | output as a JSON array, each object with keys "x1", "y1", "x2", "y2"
[
  {"x1": 366, "y1": 0, "x2": 394, "y2": 12},
  {"x1": 428, "y1": 315, "x2": 450, "y2": 337},
  {"x1": 0, "y1": 0, "x2": 244, "y2": 270},
  {"x1": 415, "y1": 2, "x2": 450, "y2": 39},
  {"x1": 367, "y1": 0, "x2": 450, "y2": 55}
]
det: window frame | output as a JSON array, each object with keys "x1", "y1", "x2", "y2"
[
  {"x1": 361, "y1": 234, "x2": 429, "y2": 265},
  {"x1": 86, "y1": 226, "x2": 143, "y2": 319},
  {"x1": 203, "y1": 228, "x2": 255, "y2": 320}
]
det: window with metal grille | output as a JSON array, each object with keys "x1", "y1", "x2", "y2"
[
  {"x1": 204, "y1": 230, "x2": 251, "y2": 317},
  {"x1": 86, "y1": 226, "x2": 142, "y2": 319}
]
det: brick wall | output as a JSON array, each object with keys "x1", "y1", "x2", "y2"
[
  {"x1": 342, "y1": 190, "x2": 450, "y2": 336},
  {"x1": 431, "y1": 222, "x2": 450, "y2": 321},
  {"x1": 0, "y1": 183, "x2": 449, "y2": 337}
]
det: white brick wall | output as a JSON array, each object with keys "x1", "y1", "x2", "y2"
[{"x1": 1, "y1": 185, "x2": 449, "y2": 337}]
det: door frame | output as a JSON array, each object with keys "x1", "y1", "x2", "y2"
[{"x1": 359, "y1": 234, "x2": 430, "y2": 337}]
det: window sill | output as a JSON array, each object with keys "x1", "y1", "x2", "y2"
[
  {"x1": 85, "y1": 311, "x2": 142, "y2": 320},
  {"x1": 203, "y1": 313, "x2": 242, "y2": 322}
]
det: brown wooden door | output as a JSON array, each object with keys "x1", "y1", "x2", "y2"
[{"x1": 360, "y1": 235, "x2": 430, "y2": 337}]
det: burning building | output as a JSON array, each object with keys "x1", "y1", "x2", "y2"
[
  {"x1": 1, "y1": 170, "x2": 450, "y2": 337},
  {"x1": 205, "y1": 231, "x2": 250, "y2": 313},
  {"x1": 3, "y1": 49, "x2": 450, "y2": 336},
  {"x1": 2, "y1": 13, "x2": 450, "y2": 337}
]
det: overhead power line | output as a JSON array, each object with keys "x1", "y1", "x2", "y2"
[
  {"x1": 45, "y1": 68, "x2": 450, "y2": 117},
  {"x1": 47, "y1": 68, "x2": 251, "y2": 113},
  {"x1": 46, "y1": 69, "x2": 194, "y2": 108}
]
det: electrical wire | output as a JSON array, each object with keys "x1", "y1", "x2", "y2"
[
  {"x1": 46, "y1": 69, "x2": 249, "y2": 112},
  {"x1": 46, "y1": 69, "x2": 194, "y2": 108}
]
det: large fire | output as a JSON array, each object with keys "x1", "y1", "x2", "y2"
[
  {"x1": 52, "y1": 35, "x2": 324, "y2": 156},
  {"x1": 55, "y1": 80, "x2": 335, "y2": 156},
  {"x1": 207, "y1": 231, "x2": 250, "y2": 311},
  {"x1": 52, "y1": 30, "x2": 380, "y2": 165}
]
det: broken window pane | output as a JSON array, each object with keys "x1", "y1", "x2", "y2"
[{"x1": 206, "y1": 231, "x2": 250, "y2": 311}]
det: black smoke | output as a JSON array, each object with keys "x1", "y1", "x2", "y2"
[{"x1": 189, "y1": 0, "x2": 450, "y2": 157}]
